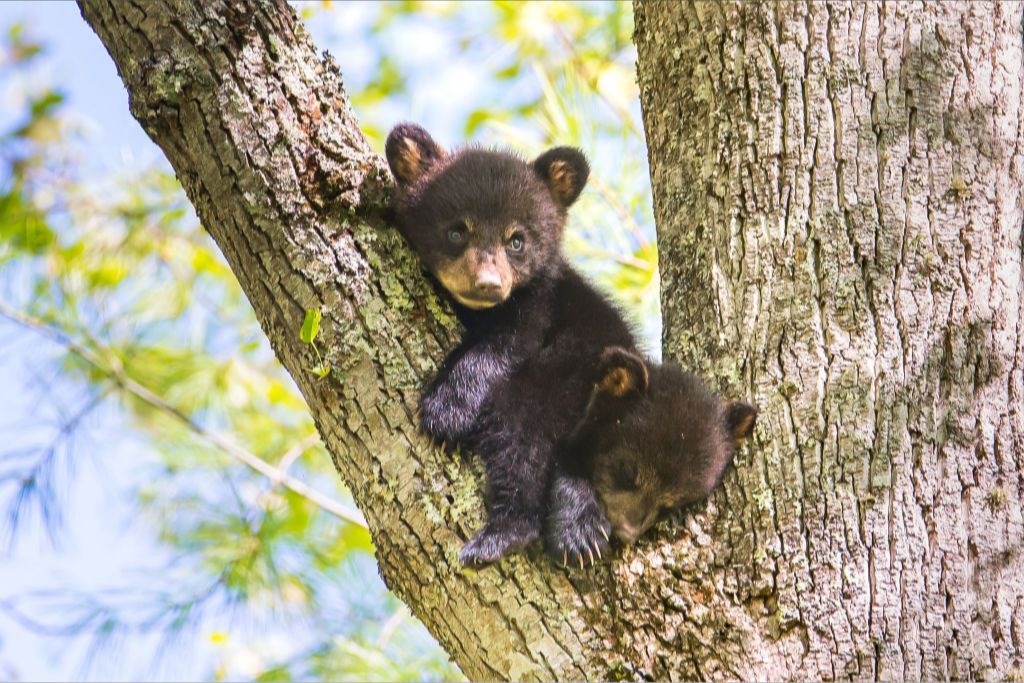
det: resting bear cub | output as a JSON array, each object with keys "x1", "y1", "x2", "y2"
[
  {"x1": 385, "y1": 122, "x2": 756, "y2": 567},
  {"x1": 552, "y1": 347, "x2": 756, "y2": 559}
]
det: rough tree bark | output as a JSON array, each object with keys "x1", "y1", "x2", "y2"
[
  {"x1": 78, "y1": 0, "x2": 1024, "y2": 679},
  {"x1": 636, "y1": 1, "x2": 1024, "y2": 680}
]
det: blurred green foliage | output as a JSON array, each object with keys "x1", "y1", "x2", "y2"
[{"x1": 0, "y1": 2, "x2": 656, "y2": 680}]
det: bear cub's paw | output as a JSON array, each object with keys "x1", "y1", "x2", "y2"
[
  {"x1": 545, "y1": 477, "x2": 611, "y2": 569},
  {"x1": 418, "y1": 383, "x2": 473, "y2": 449},
  {"x1": 546, "y1": 505, "x2": 611, "y2": 570},
  {"x1": 458, "y1": 522, "x2": 539, "y2": 568}
]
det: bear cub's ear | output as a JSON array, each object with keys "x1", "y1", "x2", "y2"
[
  {"x1": 724, "y1": 401, "x2": 758, "y2": 444},
  {"x1": 386, "y1": 123, "x2": 446, "y2": 186},
  {"x1": 532, "y1": 146, "x2": 590, "y2": 208},
  {"x1": 595, "y1": 346, "x2": 649, "y2": 399}
]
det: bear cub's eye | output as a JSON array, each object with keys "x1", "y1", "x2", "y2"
[
  {"x1": 447, "y1": 222, "x2": 467, "y2": 244},
  {"x1": 612, "y1": 463, "x2": 639, "y2": 491},
  {"x1": 507, "y1": 233, "x2": 525, "y2": 252}
]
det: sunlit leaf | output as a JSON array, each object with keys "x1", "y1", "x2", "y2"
[
  {"x1": 0, "y1": 189, "x2": 54, "y2": 255},
  {"x1": 300, "y1": 309, "x2": 321, "y2": 345}
]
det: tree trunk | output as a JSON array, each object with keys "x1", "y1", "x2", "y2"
[{"x1": 636, "y1": 1, "x2": 1024, "y2": 680}]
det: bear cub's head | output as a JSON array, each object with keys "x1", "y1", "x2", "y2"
[
  {"x1": 567, "y1": 347, "x2": 757, "y2": 545},
  {"x1": 386, "y1": 123, "x2": 588, "y2": 310}
]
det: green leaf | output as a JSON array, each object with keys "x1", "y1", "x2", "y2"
[
  {"x1": 256, "y1": 664, "x2": 293, "y2": 682},
  {"x1": 0, "y1": 190, "x2": 55, "y2": 254},
  {"x1": 29, "y1": 90, "x2": 64, "y2": 119},
  {"x1": 300, "y1": 309, "x2": 321, "y2": 345},
  {"x1": 464, "y1": 109, "x2": 491, "y2": 135},
  {"x1": 494, "y1": 63, "x2": 520, "y2": 80}
]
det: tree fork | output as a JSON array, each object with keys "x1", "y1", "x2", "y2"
[{"x1": 79, "y1": 0, "x2": 1024, "y2": 678}]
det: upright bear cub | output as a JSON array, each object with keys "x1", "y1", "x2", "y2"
[{"x1": 386, "y1": 122, "x2": 636, "y2": 566}]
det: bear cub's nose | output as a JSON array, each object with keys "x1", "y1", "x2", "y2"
[{"x1": 474, "y1": 270, "x2": 503, "y2": 293}]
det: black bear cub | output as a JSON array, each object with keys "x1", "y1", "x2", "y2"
[
  {"x1": 386, "y1": 122, "x2": 636, "y2": 566},
  {"x1": 552, "y1": 347, "x2": 757, "y2": 554}
]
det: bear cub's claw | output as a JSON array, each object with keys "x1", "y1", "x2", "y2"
[
  {"x1": 546, "y1": 504, "x2": 611, "y2": 570},
  {"x1": 545, "y1": 475, "x2": 612, "y2": 570}
]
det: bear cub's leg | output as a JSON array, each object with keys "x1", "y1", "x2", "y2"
[
  {"x1": 419, "y1": 339, "x2": 510, "y2": 447},
  {"x1": 458, "y1": 438, "x2": 550, "y2": 567}
]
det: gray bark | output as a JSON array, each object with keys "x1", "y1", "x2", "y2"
[{"x1": 636, "y1": 1, "x2": 1024, "y2": 679}]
